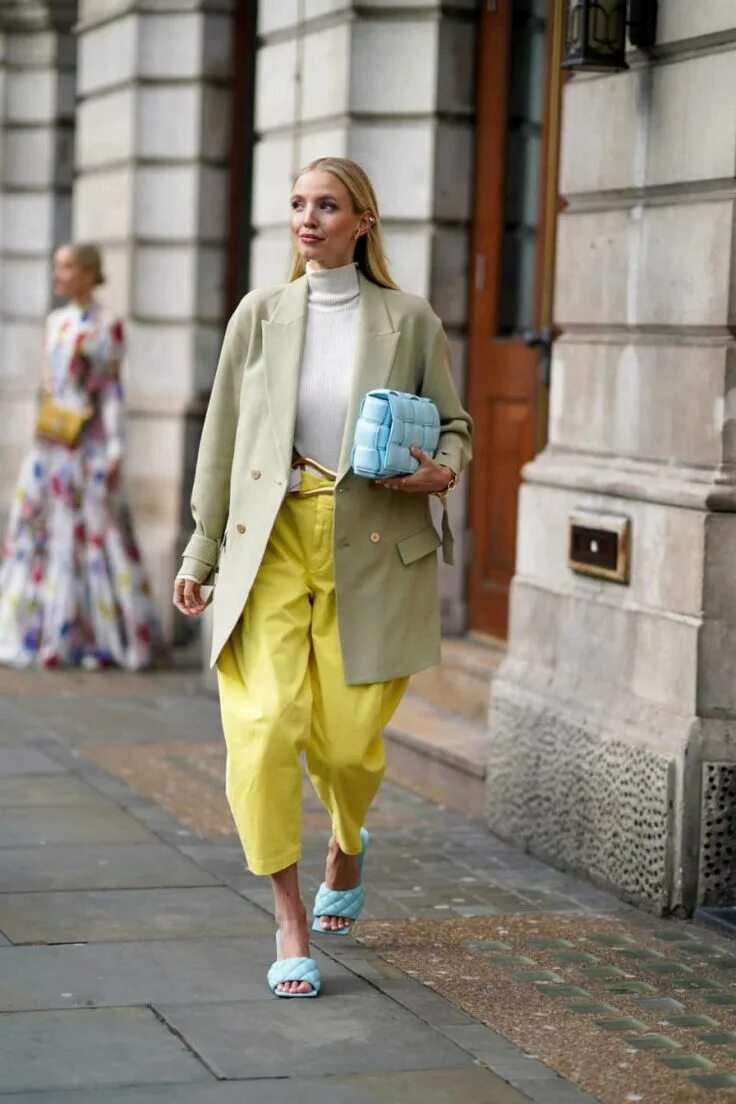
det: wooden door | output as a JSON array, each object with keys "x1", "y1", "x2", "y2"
[{"x1": 467, "y1": 0, "x2": 564, "y2": 640}]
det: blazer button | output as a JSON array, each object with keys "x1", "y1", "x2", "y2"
[
  {"x1": 250, "y1": 469, "x2": 261, "y2": 480},
  {"x1": 370, "y1": 531, "x2": 381, "y2": 544},
  {"x1": 236, "y1": 523, "x2": 246, "y2": 534}
]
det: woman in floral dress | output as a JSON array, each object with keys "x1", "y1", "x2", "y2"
[{"x1": 0, "y1": 243, "x2": 161, "y2": 670}]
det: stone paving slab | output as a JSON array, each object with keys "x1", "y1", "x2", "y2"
[
  {"x1": 0, "y1": 775, "x2": 118, "y2": 808},
  {"x1": 0, "y1": 698, "x2": 55, "y2": 742},
  {"x1": 58, "y1": 757, "x2": 155, "y2": 804},
  {"x1": 0, "y1": 938, "x2": 280, "y2": 1011},
  {"x1": 154, "y1": 991, "x2": 475, "y2": 1080},
  {"x1": 0, "y1": 806, "x2": 159, "y2": 848},
  {"x1": 177, "y1": 843, "x2": 254, "y2": 877},
  {"x1": 0, "y1": 664, "x2": 200, "y2": 699},
  {"x1": 0, "y1": 748, "x2": 66, "y2": 776},
  {"x1": 0, "y1": 669, "x2": 658, "y2": 1104},
  {"x1": 0, "y1": 843, "x2": 220, "y2": 893},
  {"x1": 0, "y1": 1007, "x2": 210, "y2": 1093},
  {"x1": 13, "y1": 694, "x2": 220, "y2": 747},
  {"x1": 0, "y1": 1066, "x2": 532, "y2": 1103},
  {"x1": 0, "y1": 887, "x2": 273, "y2": 944},
  {"x1": 81, "y1": 741, "x2": 233, "y2": 837},
  {"x1": 439, "y1": 1025, "x2": 600, "y2": 1103},
  {"x1": 0, "y1": 728, "x2": 43, "y2": 746},
  {"x1": 325, "y1": 944, "x2": 487, "y2": 1024}
]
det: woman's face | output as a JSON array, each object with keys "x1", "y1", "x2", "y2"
[
  {"x1": 53, "y1": 247, "x2": 95, "y2": 302},
  {"x1": 290, "y1": 170, "x2": 372, "y2": 270}
]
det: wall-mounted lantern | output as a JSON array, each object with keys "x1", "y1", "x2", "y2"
[{"x1": 561, "y1": 0, "x2": 658, "y2": 73}]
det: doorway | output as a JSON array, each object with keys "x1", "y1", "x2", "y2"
[
  {"x1": 466, "y1": 0, "x2": 564, "y2": 640},
  {"x1": 226, "y1": 0, "x2": 258, "y2": 314}
]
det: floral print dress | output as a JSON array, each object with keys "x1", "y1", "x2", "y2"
[{"x1": 0, "y1": 301, "x2": 161, "y2": 670}]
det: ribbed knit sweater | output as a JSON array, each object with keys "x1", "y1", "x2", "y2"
[{"x1": 293, "y1": 260, "x2": 359, "y2": 472}]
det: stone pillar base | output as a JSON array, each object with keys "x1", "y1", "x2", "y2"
[{"x1": 488, "y1": 658, "x2": 702, "y2": 915}]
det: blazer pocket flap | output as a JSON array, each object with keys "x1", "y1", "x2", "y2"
[{"x1": 397, "y1": 526, "x2": 441, "y2": 566}]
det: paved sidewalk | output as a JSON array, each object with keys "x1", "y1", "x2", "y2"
[{"x1": 0, "y1": 663, "x2": 735, "y2": 1102}]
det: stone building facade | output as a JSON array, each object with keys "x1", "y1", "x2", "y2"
[
  {"x1": 0, "y1": 0, "x2": 77, "y2": 584},
  {"x1": 0, "y1": 0, "x2": 735, "y2": 915},
  {"x1": 249, "y1": 0, "x2": 476, "y2": 629},
  {"x1": 489, "y1": 2, "x2": 736, "y2": 915},
  {"x1": 0, "y1": 0, "x2": 236, "y2": 636},
  {"x1": 0, "y1": 0, "x2": 476, "y2": 635}
]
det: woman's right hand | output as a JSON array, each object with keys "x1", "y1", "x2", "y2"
[{"x1": 173, "y1": 578, "x2": 206, "y2": 617}]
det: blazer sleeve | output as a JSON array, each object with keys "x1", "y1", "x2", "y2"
[
  {"x1": 178, "y1": 307, "x2": 247, "y2": 584},
  {"x1": 420, "y1": 319, "x2": 473, "y2": 477}
]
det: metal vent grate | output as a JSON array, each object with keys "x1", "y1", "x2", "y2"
[{"x1": 699, "y1": 764, "x2": 736, "y2": 907}]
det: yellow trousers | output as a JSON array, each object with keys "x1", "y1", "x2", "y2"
[{"x1": 216, "y1": 472, "x2": 408, "y2": 876}]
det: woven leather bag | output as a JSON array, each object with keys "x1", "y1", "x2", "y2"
[
  {"x1": 351, "y1": 389, "x2": 440, "y2": 479},
  {"x1": 35, "y1": 392, "x2": 93, "y2": 448}
]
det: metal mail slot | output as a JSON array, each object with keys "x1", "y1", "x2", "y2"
[{"x1": 568, "y1": 510, "x2": 631, "y2": 584}]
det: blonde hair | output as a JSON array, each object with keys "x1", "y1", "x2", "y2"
[
  {"x1": 69, "y1": 242, "x2": 106, "y2": 286},
  {"x1": 288, "y1": 157, "x2": 399, "y2": 290}
]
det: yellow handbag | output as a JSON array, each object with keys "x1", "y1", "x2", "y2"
[{"x1": 35, "y1": 391, "x2": 94, "y2": 448}]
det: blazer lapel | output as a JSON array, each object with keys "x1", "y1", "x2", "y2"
[
  {"x1": 336, "y1": 274, "x2": 400, "y2": 481},
  {"x1": 261, "y1": 276, "x2": 308, "y2": 472}
]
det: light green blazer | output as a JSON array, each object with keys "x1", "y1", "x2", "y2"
[{"x1": 180, "y1": 272, "x2": 473, "y2": 684}]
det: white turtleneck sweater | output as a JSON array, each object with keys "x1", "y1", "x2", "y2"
[
  {"x1": 293, "y1": 260, "x2": 360, "y2": 472},
  {"x1": 177, "y1": 262, "x2": 359, "y2": 580}
]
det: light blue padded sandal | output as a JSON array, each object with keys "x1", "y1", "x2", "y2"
[
  {"x1": 267, "y1": 933, "x2": 321, "y2": 998},
  {"x1": 312, "y1": 827, "x2": 369, "y2": 937}
]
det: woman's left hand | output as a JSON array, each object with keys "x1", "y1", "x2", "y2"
[{"x1": 375, "y1": 447, "x2": 453, "y2": 494}]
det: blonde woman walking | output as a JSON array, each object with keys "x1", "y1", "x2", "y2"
[
  {"x1": 0, "y1": 243, "x2": 160, "y2": 670},
  {"x1": 174, "y1": 157, "x2": 472, "y2": 997}
]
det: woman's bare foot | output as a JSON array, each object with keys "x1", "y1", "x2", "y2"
[
  {"x1": 320, "y1": 836, "x2": 360, "y2": 932},
  {"x1": 270, "y1": 863, "x2": 314, "y2": 995},
  {"x1": 275, "y1": 908, "x2": 313, "y2": 995}
]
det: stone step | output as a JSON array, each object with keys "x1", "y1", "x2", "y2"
[
  {"x1": 407, "y1": 636, "x2": 504, "y2": 723},
  {"x1": 384, "y1": 693, "x2": 488, "y2": 818}
]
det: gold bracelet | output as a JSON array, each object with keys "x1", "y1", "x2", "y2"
[
  {"x1": 441, "y1": 467, "x2": 457, "y2": 491},
  {"x1": 433, "y1": 467, "x2": 456, "y2": 502}
]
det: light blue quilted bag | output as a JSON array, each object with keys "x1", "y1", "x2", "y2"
[{"x1": 351, "y1": 389, "x2": 440, "y2": 479}]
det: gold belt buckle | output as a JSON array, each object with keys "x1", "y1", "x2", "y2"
[{"x1": 290, "y1": 453, "x2": 337, "y2": 497}]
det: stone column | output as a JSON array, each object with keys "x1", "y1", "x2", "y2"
[
  {"x1": 250, "y1": 0, "x2": 476, "y2": 631},
  {"x1": 73, "y1": 0, "x2": 235, "y2": 636},
  {"x1": 0, "y1": 0, "x2": 76, "y2": 530},
  {"x1": 488, "y1": 6, "x2": 736, "y2": 914}
]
